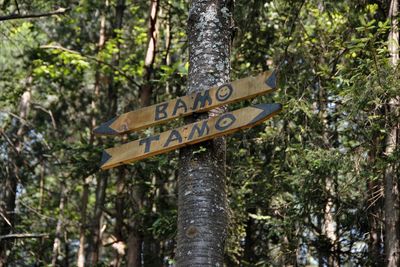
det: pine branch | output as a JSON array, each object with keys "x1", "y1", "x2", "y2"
[{"x1": 0, "y1": 7, "x2": 70, "y2": 22}]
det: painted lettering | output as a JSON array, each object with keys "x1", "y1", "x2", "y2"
[
  {"x1": 172, "y1": 98, "x2": 188, "y2": 116},
  {"x1": 215, "y1": 113, "x2": 236, "y2": 131},
  {"x1": 215, "y1": 84, "x2": 233, "y2": 102},
  {"x1": 192, "y1": 90, "x2": 212, "y2": 110},
  {"x1": 164, "y1": 130, "x2": 183, "y2": 147},
  {"x1": 139, "y1": 135, "x2": 160, "y2": 153},
  {"x1": 155, "y1": 102, "x2": 168, "y2": 121},
  {"x1": 188, "y1": 121, "x2": 210, "y2": 140}
]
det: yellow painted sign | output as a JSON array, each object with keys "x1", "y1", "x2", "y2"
[
  {"x1": 100, "y1": 103, "x2": 281, "y2": 170},
  {"x1": 93, "y1": 71, "x2": 276, "y2": 135}
]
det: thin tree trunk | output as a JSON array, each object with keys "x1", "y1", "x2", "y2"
[
  {"x1": 123, "y1": 1, "x2": 160, "y2": 265},
  {"x1": 322, "y1": 178, "x2": 338, "y2": 267},
  {"x1": 113, "y1": 169, "x2": 125, "y2": 267},
  {"x1": 0, "y1": 79, "x2": 31, "y2": 266},
  {"x1": 86, "y1": 5, "x2": 108, "y2": 265},
  {"x1": 367, "y1": 134, "x2": 384, "y2": 266},
  {"x1": 51, "y1": 182, "x2": 68, "y2": 266},
  {"x1": 176, "y1": 0, "x2": 233, "y2": 266},
  {"x1": 315, "y1": 2, "x2": 340, "y2": 262},
  {"x1": 319, "y1": 84, "x2": 339, "y2": 266},
  {"x1": 313, "y1": 71, "x2": 339, "y2": 266},
  {"x1": 0, "y1": 164, "x2": 17, "y2": 267},
  {"x1": 88, "y1": 172, "x2": 108, "y2": 265},
  {"x1": 140, "y1": 0, "x2": 160, "y2": 107},
  {"x1": 88, "y1": 1, "x2": 126, "y2": 264},
  {"x1": 141, "y1": 1, "x2": 162, "y2": 265},
  {"x1": 243, "y1": 208, "x2": 256, "y2": 264},
  {"x1": 99, "y1": 0, "x2": 129, "y2": 265},
  {"x1": 126, "y1": 177, "x2": 144, "y2": 266},
  {"x1": 89, "y1": 0, "x2": 107, "y2": 144},
  {"x1": 368, "y1": 179, "x2": 384, "y2": 265},
  {"x1": 384, "y1": 0, "x2": 400, "y2": 266},
  {"x1": 77, "y1": 178, "x2": 89, "y2": 267},
  {"x1": 39, "y1": 162, "x2": 45, "y2": 212}
]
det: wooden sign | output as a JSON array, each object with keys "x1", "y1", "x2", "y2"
[
  {"x1": 100, "y1": 103, "x2": 281, "y2": 170},
  {"x1": 93, "y1": 71, "x2": 276, "y2": 135}
]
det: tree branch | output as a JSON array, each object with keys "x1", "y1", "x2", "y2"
[
  {"x1": 0, "y1": 7, "x2": 70, "y2": 22},
  {"x1": 40, "y1": 44, "x2": 141, "y2": 88},
  {"x1": 0, "y1": 233, "x2": 49, "y2": 240}
]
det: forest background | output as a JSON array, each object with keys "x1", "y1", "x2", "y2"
[{"x1": 1, "y1": 0, "x2": 400, "y2": 266}]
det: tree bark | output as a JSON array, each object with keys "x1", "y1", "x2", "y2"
[
  {"x1": 384, "y1": 1, "x2": 400, "y2": 266},
  {"x1": 176, "y1": 1, "x2": 232, "y2": 266}
]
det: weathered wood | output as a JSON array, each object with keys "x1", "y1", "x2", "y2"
[
  {"x1": 100, "y1": 103, "x2": 281, "y2": 170},
  {"x1": 93, "y1": 71, "x2": 277, "y2": 135}
]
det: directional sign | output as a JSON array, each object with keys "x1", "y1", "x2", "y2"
[
  {"x1": 93, "y1": 71, "x2": 277, "y2": 135},
  {"x1": 100, "y1": 103, "x2": 281, "y2": 170}
]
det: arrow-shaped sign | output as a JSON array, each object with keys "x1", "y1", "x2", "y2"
[
  {"x1": 100, "y1": 103, "x2": 281, "y2": 170},
  {"x1": 94, "y1": 71, "x2": 276, "y2": 135}
]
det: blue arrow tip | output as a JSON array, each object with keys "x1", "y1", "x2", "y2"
[
  {"x1": 255, "y1": 103, "x2": 282, "y2": 114},
  {"x1": 248, "y1": 103, "x2": 282, "y2": 125},
  {"x1": 100, "y1": 151, "x2": 112, "y2": 168},
  {"x1": 265, "y1": 71, "x2": 277, "y2": 89},
  {"x1": 93, "y1": 117, "x2": 119, "y2": 135}
]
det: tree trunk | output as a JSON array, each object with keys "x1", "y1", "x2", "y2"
[
  {"x1": 140, "y1": 0, "x2": 160, "y2": 107},
  {"x1": 176, "y1": 0, "x2": 232, "y2": 266},
  {"x1": 123, "y1": 1, "x2": 160, "y2": 265},
  {"x1": 86, "y1": 5, "x2": 108, "y2": 265},
  {"x1": 319, "y1": 87, "x2": 339, "y2": 266},
  {"x1": 368, "y1": 179, "x2": 384, "y2": 266},
  {"x1": 77, "y1": 178, "x2": 89, "y2": 267},
  {"x1": 367, "y1": 134, "x2": 384, "y2": 266},
  {"x1": 113, "y1": 169, "x2": 125, "y2": 267},
  {"x1": 316, "y1": 70, "x2": 339, "y2": 266},
  {"x1": 0, "y1": 164, "x2": 17, "y2": 267},
  {"x1": 141, "y1": 1, "x2": 162, "y2": 265},
  {"x1": 88, "y1": 172, "x2": 108, "y2": 265},
  {"x1": 0, "y1": 80, "x2": 31, "y2": 266},
  {"x1": 243, "y1": 208, "x2": 256, "y2": 264},
  {"x1": 87, "y1": 1, "x2": 126, "y2": 265},
  {"x1": 51, "y1": 182, "x2": 68, "y2": 266},
  {"x1": 322, "y1": 178, "x2": 339, "y2": 267},
  {"x1": 110, "y1": 2, "x2": 127, "y2": 263},
  {"x1": 126, "y1": 222, "x2": 142, "y2": 267},
  {"x1": 315, "y1": 2, "x2": 340, "y2": 261},
  {"x1": 384, "y1": 0, "x2": 400, "y2": 266}
]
